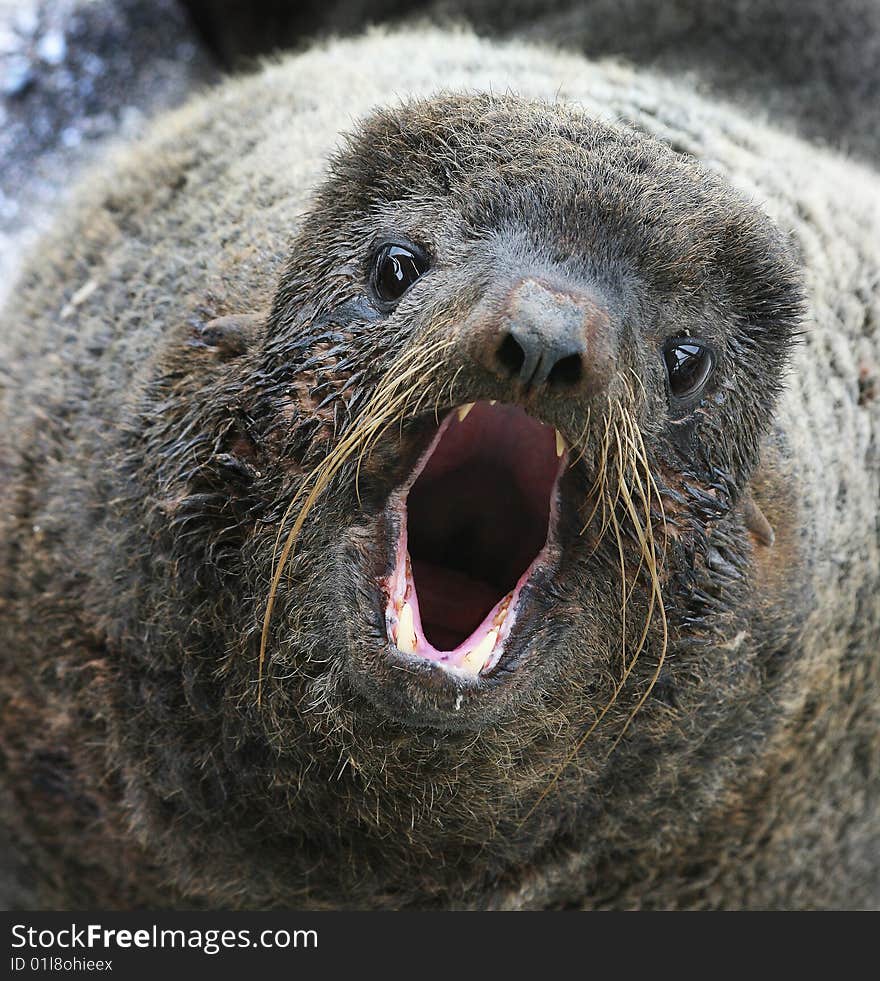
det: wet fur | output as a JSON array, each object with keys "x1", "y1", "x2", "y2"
[{"x1": 1, "y1": 28, "x2": 878, "y2": 909}]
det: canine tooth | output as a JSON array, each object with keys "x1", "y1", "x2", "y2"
[
  {"x1": 396, "y1": 602, "x2": 417, "y2": 654},
  {"x1": 461, "y1": 629, "x2": 498, "y2": 673},
  {"x1": 556, "y1": 429, "x2": 566, "y2": 458},
  {"x1": 457, "y1": 402, "x2": 474, "y2": 422},
  {"x1": 493, "y1": 594, "x2": 512, "y2": 626},
  {"x1": 489, "y1": 400, "x2": 497, "y2": 405}
]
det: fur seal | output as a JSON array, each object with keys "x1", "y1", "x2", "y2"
[{"x1": 1, "y1": 28, "x2": 878, "y2": 909}]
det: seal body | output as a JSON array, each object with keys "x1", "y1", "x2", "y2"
[{"x1": 0, "y1": 29, "x2": 878, "y2": 909}]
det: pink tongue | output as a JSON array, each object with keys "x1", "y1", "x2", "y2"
[{"x1": 411, "y1": 560, "x2": 501, "y2": 642}]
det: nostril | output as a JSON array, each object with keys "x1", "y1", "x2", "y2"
[
  {"x1": 547, "y1": 353, "x2": 583, "y2": 387},
  {"x1": 496, "y1": 332, "x2": 526, "y2": 378},
  {"x1": 477, "y1": 279, "x2": 608, "y2": 393}
]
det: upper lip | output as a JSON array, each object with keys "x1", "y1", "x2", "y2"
[{"x1": 381, "y1": 399, "x2": 571, "y2": 682}]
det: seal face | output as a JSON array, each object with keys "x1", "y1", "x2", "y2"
[{"x1": 250, "y1": 94, "x2": 802, "y2": 742}]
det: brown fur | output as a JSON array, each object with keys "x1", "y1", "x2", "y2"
[{"x1": 1, "y1": 29, "x2": 878, "y2": 909}]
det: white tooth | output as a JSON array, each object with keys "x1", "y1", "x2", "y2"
[
  {"x1": 493, "y1": 594, "x2": 512, "y2": 627},
  {"x1": 461, "y1": 629, "x2": 498, "y2": 674},
  {"x1": 396, "y1": 602, "x2": 417, "y2": 654},
  {"x1": 556, "y1": 429, "x2": 566, "y2": 458},
  {"x1": 489, "y1": 400, "x2": 497, "y2": 406},
  {"x1": 457, "y1": 402, "x2": 474, "y2": 422}
]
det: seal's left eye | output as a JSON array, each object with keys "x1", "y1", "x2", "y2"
[
  {"x1": 372, "y1": 244, "x2": 429, "y2": 304},
  {"x1": 663, "y1": 339, "x2": 715, "y2": 400}
]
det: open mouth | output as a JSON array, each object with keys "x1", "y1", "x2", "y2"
[{"x1": 385, "y1": 401, "x2": 566, "y2": 677}]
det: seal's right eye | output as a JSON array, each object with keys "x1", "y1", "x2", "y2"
[{"x1": 372, "y1": 244, "x2": 429, "y2": 304}]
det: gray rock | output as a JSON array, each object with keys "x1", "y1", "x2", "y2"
[{"x1": 0, "y1": 0, "x2": 218, "y2": 304}]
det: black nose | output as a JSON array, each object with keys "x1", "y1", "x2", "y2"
[
  {"x1": 476, "y1": 278, "x2": 612, "y2": 395},
  {"x1": 496, "y1": 311, "x2": 585, "y2": 389}
]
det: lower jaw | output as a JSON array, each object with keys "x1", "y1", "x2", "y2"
[
  {"x1": 337, "y1": 510, "x2": 570, "y2": 730},
  {"x1": 384, "y1": 512, "x2": 555, "y2": 678}
]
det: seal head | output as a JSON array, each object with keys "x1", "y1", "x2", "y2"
[{"x1": 241, "y1": 95, "x2": 802, "y2": 731}]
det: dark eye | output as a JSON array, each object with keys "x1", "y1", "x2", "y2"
[
  {"x1": 663, "y1": 340, "x2": 715, "y2": 400},
  {"x1": 372, "y1": 243, "x2": 429, "y2": 304}
]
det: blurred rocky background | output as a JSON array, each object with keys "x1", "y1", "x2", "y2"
[{"x1": 0, "y1": 0, "x2": 216, "y2": 303}]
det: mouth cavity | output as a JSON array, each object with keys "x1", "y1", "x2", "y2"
[{"x1": 385, "y1": 401, "x2": 566, "y2": 677}]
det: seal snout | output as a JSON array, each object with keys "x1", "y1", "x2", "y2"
[
  {"x1": 377, "y1": 277, "x2": 615, "y2": 686},
  {"x1": 474, "y1": 277, "x2": 614, "y2": 398}
]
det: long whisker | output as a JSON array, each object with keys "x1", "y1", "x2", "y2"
[
  {"x1": 581, "y1": 407, "x2": 613, "y2": 540},
  {"x1": 258, "y1": 333, "x2": 454, "y2": 703},
  {"x1": 609, "y1": 412, "x2": 669, "y2": 752},
  {"x1": 520, "y1": 398, "x2": 668, "y2": 825},
  {"x1": 568, "y1": 406, "x2": 592, "y2": 469},
  {"x1": 611, "y1": 419, "x2": 629, "y2": 670}
]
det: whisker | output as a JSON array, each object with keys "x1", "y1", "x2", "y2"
[
  {"x1": 581, "y1": 407, "x2": 613, "y2": 540},
  {"x1": 258, "y1": 333, "x2": 454, "y2": 702},
  {"x1": 520, "y1": 396, "x2": 669, "y2": 825}
]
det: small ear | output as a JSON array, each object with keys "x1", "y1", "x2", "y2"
[
  {"x1": 741, "y1": 488, "x2": 775, "y2": 547},
  {"x1": 196, "y1": 310, "x2": 268, "y2": 359}
]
